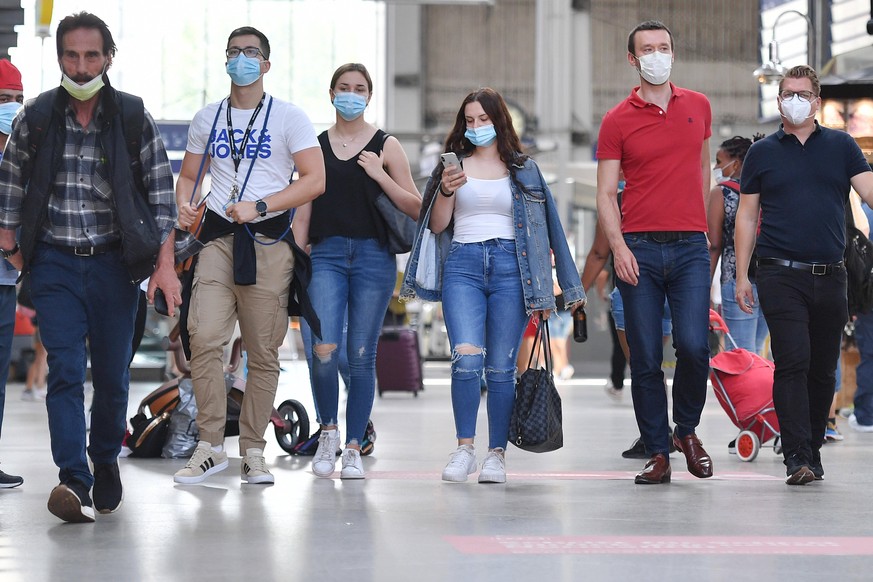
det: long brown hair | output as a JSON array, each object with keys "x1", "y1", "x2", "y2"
[{"x1": 444, "y1": 88, "x2": 526, "y2": 168}]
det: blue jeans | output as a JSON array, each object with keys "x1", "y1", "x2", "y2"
[
  {"x1": 721, "y1": 279, "x2": 769, "y2": 354},
  {"x1": 609, "y1": 287, "x2": 672, "y2": 335},
  {"x1": 300, "y1": 310, "x2": 350, "y2": 421},
  {"x1": 616, "y1": 233, "x2": 711, "y2": 455},
  {"x1": 31, "y1": 244, "x2": 139, "y2": 487},
  {"x1": 308, "y1": 237, "x2": 395, "y2": 445},
  {"x1": 0, "y1": 285, "x2": 16, "y2": 440},
  {"x1": 442, "y1": 239, "x2": 530, "y2": 450},
  {"x1": 854, "y1": 312, "x2": 873, "y2": 425}
]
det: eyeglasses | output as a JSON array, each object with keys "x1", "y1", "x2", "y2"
[
  {"x1": 779, "y1": 90, "x2": 817, "y2": 102},
  {"x1": 226, "y1": 46, "x2": 264, "y2": 59}
]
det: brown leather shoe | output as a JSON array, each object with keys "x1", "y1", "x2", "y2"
[
  {"x1": 634, "y1": 454, "x2": 671, "y2": 484},
  {"x1": 673, "y1": 433, "x2": 713, "y2": 478}
]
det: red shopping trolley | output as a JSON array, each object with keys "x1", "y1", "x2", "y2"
[{"x1": 709, "y1": 309, "x2": 781, "y2": 461}]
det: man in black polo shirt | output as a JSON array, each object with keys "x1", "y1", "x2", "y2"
[{"x1": 735, "y1": 65, "x2": 873, "y2": 485}]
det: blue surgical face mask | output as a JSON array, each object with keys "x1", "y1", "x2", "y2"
[
  {"x1": 0, "y1": 102, "x2": 21, "y2": 135},
  {"x1": 332, "y1": 92, "x2": 368, "y2": 121},
  {"x1": 226, "y1": 54, "x2": 262, "y2": 87},
  {"x1": 464, "y1": 124, "x2": 497, "y2": 147}
]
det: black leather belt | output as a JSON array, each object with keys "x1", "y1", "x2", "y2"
[
  {"x1": 757, "y1": 257, "x2": 844, "y2": 276},
  {"x1": 53, "y1": 240, "x2": 121, "y2": 257},
  {"x1": 637, "y1": 231, "x2": 697, "y2": 243}
]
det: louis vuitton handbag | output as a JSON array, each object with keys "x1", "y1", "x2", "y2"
[{"x1": 508, "y1": 316, "x2": 564, "y2": 453}]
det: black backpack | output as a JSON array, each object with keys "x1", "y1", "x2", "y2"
[
  {"x1": 22, "y1": 88, "x2": 147, "y2": 197},
  {"x1": 845, "y1": 203, "x2": 873, "y2": 316}
]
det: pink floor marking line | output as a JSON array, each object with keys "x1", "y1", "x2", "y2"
[
  {"x1": 354, "y1": 470, "x2": 782, "y2": 481},
  {"x1": 444, "y1": 535, "x2": 873, "y2": 555}
]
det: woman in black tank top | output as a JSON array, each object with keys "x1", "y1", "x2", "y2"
[{"x1": 295, "y1": 63, "x2": 421, "y2": 480}]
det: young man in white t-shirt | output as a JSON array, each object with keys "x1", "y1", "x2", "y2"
[{"x1": 173, "y1": 26, "x2": 324, "y2": 485}]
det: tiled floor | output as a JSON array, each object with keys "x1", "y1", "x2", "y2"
[{"x1": 1, "y1": 358, "x2": 872, "y2": 581}]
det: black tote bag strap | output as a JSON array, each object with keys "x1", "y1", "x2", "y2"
[{"x1": 526, "y1": 314, "x2": 553, "y2": 374}]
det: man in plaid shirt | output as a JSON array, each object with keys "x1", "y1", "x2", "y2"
[{"x1": 0, "y1": 12, "x2": 179, "y2": 523}]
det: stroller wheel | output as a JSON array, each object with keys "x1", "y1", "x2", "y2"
[
  {"x1": 274, "y1": 399, "x2": 310, "y2": 454},
  {"x1": 736, "y1": 430, "x2": 760, "y2": 462}
]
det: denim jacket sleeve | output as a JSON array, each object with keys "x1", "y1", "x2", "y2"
[
  {"x1": 520, "y1": 160, "x2": 585, "y2": 311},
  {"x1": 544, "y1": 175, "x2": 585, "y2": 310},
  {"x1": 400, "y1": 163, "x2": 451, "y2": 302}
]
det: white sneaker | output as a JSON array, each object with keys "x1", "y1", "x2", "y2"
[
  {"x1": 849, "y1": 414, "x2": 873, "y2": 433},
  {"x1": 478, "y1": 448, "x2": 507, "y2": 483},
  {"x1": 174, "y1": 441, "x2": 229, "y2": 484},
  {"x1": 442, "y1": 444, "x2": 477, "y2": 482},
  {"x1": 604, "y1": 380, "x2": 623, "y2": 402},
  {"x1": 241, "y1": 448, "x2": 274, "y2": 484},
  {"x1": 20, "y1": 390, "x2": 35, "y2": 401},
  {"x1": 312, "y1": 429, "x2": 341, "y2": 477},
  {"x1": 340, "y1": 449, "x2": 365, "y2": 479},
  {"x1": 558, "y1": 365, "x2": 575, "y2": 380}
]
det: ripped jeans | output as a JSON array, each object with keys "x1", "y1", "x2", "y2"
[
  {"x1": 308, "y1": 237, "x2": 396, "y2": 445},
  {"x1": 442, "y1": 239, "x2": 529, "y2": 449}
]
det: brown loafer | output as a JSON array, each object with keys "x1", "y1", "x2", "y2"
[
  {"x1": 634, "y1": 453, "x2": 671, "y2": 484},
  {"x1": 673, "y1": 433, "x2": 713, "y2": 478}
]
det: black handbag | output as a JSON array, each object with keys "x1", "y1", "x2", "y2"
[
  {"x1": 375, "y1": 192, "x2": 416, "y2": 254},
  {"x1": 128, "y1": 388, "x2": 180, "y2": 458},
  {"x1": 371, "y1": 132, "x2": 416, "y2": 254},
  {"x1": 508, "y1": 317, "x2": 564, "y2": 453}
]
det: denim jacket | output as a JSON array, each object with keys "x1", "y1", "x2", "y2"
[{"x1": 400, "y1": 156, "x2": 585, "y2": 314}]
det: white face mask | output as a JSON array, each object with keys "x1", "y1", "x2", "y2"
[
  {"x1": 60, "y1": 71, "x2": 105, "y2": 102},
  {"x1": 636, "y1": 51, "x2": 672, "y2": 85},
  {"x1": 713, "y1": 160, "x2": 736, "y2": 184},
  {"x1": 780, "y1": 95, "x2": 813, "y2": 126}
]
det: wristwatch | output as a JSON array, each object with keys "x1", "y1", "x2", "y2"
[
  {"x1": 255, "y1": 199, "x2": 268, "y2": 217},
  {"x1": 0, "y1": 244, "x2": 19, "y2": 259}
]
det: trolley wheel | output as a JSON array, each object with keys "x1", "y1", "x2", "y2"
[
  {"x1": 735, "y1": 430, "x2": 760, "y2": 462},
  {"x1": 274, "y1": 399, "x2": 310, "y2": 454},
  {"x1": 773, "y1": 436, "x2": 783, "y2": 456}
]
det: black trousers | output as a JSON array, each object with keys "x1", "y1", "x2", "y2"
[
  {"x1": 607, "y1": 310, "x2": 627, "y2": 388},
  {"x1": 755, "y1": 264, "x2": 847, "y2": 469}
]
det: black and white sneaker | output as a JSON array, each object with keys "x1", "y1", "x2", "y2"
[
  {"x1": 174, "y1": 441, "x2": 229, "y2": 484},
  {"x1": 47, "y1": 480, "x2": 95, "y2": 523},
  {"x1": 0, "y1": 467, "x2": 23, "y2": 489},
  {"x1": 93, "y1": 461, "x2": 123, "y2": 513}
]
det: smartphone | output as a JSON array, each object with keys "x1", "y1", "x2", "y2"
[
  {"x1": 153, "y1": 288, "x2": 170, "y2": 317},
  {"x1": 440, "y1": 152, "x2": 461, "y2": 172}
]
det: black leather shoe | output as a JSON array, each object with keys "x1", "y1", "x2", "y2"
[
  {"x1": 810, "y1": 449, "x2": 824, "y2": 480},
  {"x1": 672, "y1": 433, "x2": 713, "y2": 478},
  {"x1": 634, "y1": 454, "x2": 671, "y2": 484},
  {"x1": 622, "y1": 438, "x2": 648, "y2": 459},
  {"x1": 786, "y1": 465, "x2": 815, "y2": 485},
  {"x1": 785, "y1": 453, "x2": 817, "y2": 485}
]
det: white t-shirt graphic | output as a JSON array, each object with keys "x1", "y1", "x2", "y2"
[{"x1": 186, "y1": 93, "x2": 318, "y2": 222}]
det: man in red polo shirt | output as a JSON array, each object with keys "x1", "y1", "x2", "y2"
[{"x1": 596, "y1": 20, "x2": 714, "y2": 485}]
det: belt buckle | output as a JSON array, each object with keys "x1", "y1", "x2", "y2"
[
  {"x1": 811, "y1": 264, "x2": 827, "y2": 276},
  {"x1": 74, "y1": 246, "x2": 95, "y2": 257}
]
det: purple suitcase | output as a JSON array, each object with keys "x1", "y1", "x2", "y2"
[{"x1": 376, "y1": 327, "x2": 423, "y2": 396}]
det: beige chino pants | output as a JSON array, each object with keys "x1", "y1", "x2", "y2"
[{"x1": 187, "y1": 234, "x2": 294, "y2": 454}]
